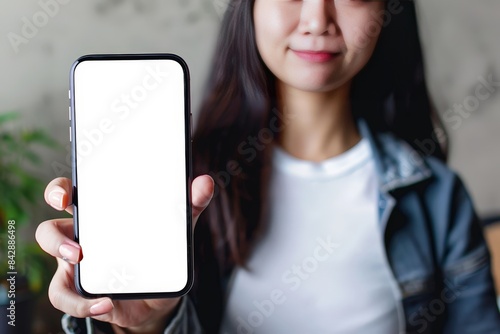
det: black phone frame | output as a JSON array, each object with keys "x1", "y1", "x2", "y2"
[{"x1": 69, "y1": 53, "x2": 193, "y2": 300}]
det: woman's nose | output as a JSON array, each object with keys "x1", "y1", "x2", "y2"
[{"x1": 298, "y1": 0, "x2": 337, "y2": 36}]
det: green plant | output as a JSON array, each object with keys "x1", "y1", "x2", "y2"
[{"x1": 0, "y1": 111, "x2": 59, "y2": 293}]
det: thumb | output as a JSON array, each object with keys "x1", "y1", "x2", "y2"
[{"x1": 191, "y1": 175, "x2": 214, "y2": 229}]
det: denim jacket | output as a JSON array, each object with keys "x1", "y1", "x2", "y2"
[{"x1": 62, "y1": 120, "x2": 500, "y2": 334}]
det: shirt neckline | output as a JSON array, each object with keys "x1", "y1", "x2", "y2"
[{"x1": 272, "y1": 138, "x2": 372, "y2": 179}]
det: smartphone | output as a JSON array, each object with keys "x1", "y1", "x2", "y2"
[{"x1": 69, "y1": 54, "x2": 192, "y2": 299}]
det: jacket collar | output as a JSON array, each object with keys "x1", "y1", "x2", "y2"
[{"x1": 358, "y1": 118, "x2": 433, "y2": 193}]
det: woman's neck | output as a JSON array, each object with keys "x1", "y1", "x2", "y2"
[{"x1": 276, "y1": 82, "x2": 360, "y2": 162}]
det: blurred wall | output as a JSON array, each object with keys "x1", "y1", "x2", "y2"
[
  {"x1": 0, "y1": 0, "x2": 498, "y2": 216},
  {"x1": 416, "y1": 0, "x2": 500, "y2": 216}
]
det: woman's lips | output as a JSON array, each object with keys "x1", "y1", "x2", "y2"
[{"x1": 292, "y1": 50, "x2": 340, "y2": 63}]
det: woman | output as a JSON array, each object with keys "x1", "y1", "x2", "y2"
[{"x1": 37, "y1": 0, "x2": 500, "y2": 333}]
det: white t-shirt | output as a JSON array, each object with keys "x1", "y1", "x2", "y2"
[{"x1": 220, "y1": 139, "x2": 404, "y2": 334}]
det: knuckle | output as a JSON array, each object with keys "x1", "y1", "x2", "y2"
[
  {"x1": 47, "y1": 277, "x2": 62, "y2": 310},
  {"x1": 74, "y1": 301, "x2": 89, "y2": 318},
  {"x1": 34, "y1": 223, "x2": 44, "y2": 244},
  {"x1": 35, "y1": 219, "x2": 62, "y2": 255},
  {"x1": 48, "y1": 274, "x2": 89, "y2": 318},
  {"x1": 34, "y1": 220, "x2": 51, "y2": 247}
]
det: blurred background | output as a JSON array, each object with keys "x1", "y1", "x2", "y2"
[{"x1": 0, "y1": 0, "x2": 498, "y2": 332}]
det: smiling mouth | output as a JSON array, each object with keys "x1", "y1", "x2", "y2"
[{"x1": 292, "y1": 50, "x2": 341, "y2": 63}]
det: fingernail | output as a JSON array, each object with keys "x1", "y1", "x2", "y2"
[
  {"x1": 90, "y1": 299, "x2": 114, "y2": 315},
  {"x1": 59, "y1": 244, "x2": 80, "y2": 264},
  {"x1": 49, "y1": 190, "x2": 64, "y2": 210}
]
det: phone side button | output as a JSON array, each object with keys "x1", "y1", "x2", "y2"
[
  {"x1": 190, "y1": 113, "x2": 193, "y2": 142},
  {"x1": 69, "y1": 127, "x2": 72, "y2": 142},
  {"x1": 69, "y1": 106, "x2": 71, "y2": 121}
]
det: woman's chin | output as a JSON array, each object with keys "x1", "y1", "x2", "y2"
[{"x1": 285, "y1": 78, "x2": 349, "y2": 94}]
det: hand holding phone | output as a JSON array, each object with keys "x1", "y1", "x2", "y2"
[
  {"x1": 36, "y1": 175, "x2": 214, "y2": 330},
  {"x1": 35, "y1": 53, "x2": 214, "y2": 330}
]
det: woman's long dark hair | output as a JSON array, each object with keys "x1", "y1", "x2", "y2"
[{"x1": 193, "y1": 0, "x2": 446, "y2": 275}]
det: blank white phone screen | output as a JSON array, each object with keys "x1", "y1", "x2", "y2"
[{"x1": 73, "y1": 59, "x2": 189, "y2": 295}]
